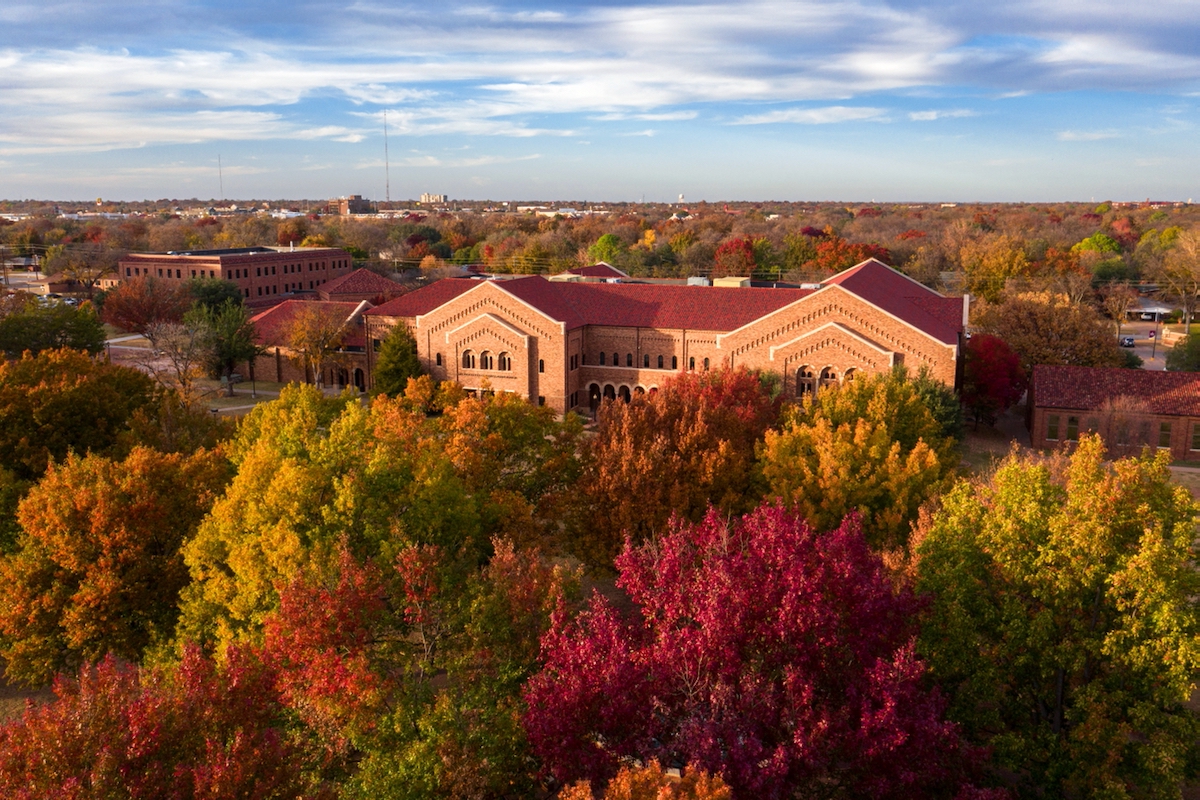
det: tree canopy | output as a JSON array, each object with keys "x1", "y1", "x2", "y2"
[{"x1": 371, "y1": 322, "x2": 422, "y2": 397}]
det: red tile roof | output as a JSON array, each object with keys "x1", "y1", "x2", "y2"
[
  {"x1": 1033, "y1": 365, "x2": 1200, "y2": 417},
  {"x1": 363, "y1": 260, "x2": 962, "y2": 342},
  {"x1": 569, "y1": 263, "x2": 629, "y2": 279},
  {"x1": 823, "y1": 259, "x2": 962, "y2": 344},
  {"x1": 250, "y1": 300, "x2": 367, "y2": 348},
  {"x1": 320, "y1": 268, "x2": 404, "y2": 297}
]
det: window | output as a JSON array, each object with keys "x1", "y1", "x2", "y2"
[
  {"x1": 797, "y1": 367, "x2": 815, "y2": 398},
  {"x1": 672, "y1": 356, "x2": 678, "y2": 370},
  {"x1": 820, "y1": 367, "x2": 837, "y2": 388},
  {"x1": 538, "y1": 396, "x2": 546, "y2": 407},
  {"x1": 657, "y1": 355, "x2": 664, "y2": 369},
  {"x1": 498, "y1": 352, "x2": 511, "y2": 371},
  {"x1": 703, "y1": 358, "x2": 709, "y2": 371},
  {"x1": 435, "y1": 353, "x2": 442, "y2": 367},
  {"x1": 1066, "y1": 415, "x2": 1079, "y2": 442},
  {"x1": 612, "y1": 352, "x2": 619, "y2": 366},
  {"x1": 480, "y1": 351, "x2": 493, "y2": 370},
  {"x1": 462, "y1": 350, "x2": 475, "y2": 369},
  {"x1": 1192, "y1": 424, "x2": 1200, "y2": 452},
  {"x1": 257, "y1": 287, "x2": 262, "y2": 296},
  {"x1": 539, "y1": 359, "x2": 545, "y2": 373},
  {"x1": 1159, "y1": 422, "x2": 1172, "y2": 449},
  {"x1": 158, "y1": 269, "x2": 163, "y2": 277},
  {"x1": 125, "y1": 267, "x2": 131, "y2": 276},
  {"x1": 599, "y1": 352, "x2": 606, "y2": 366},
  {"x1": 626, "y1": 353, "x2": 633, "y2": 367},
  {"x1": 271, "y1": 266, "x2": 276, "y2": 275},
  {"x1": 1046, "y1": 414, "x2": 1060, "y2": 441},
  {"x1": 190, "y1": 270, "x2": 196, "y2": 278},
  {"x1": 689, "y1": 357, "x2": 695, "y2": 371},
  {"x1": 176, "y1": 269, "x2": 182, "y2": 278},
  {"x1": 644, "y1": 354, "x2": 650, "y2": 368},
  {"x1": 256, "y1": 267, "x2": 262, "y2": 277}
]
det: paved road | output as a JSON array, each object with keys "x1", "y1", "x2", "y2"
[{"x1": 1117, "y1": 320, "x2": 1171, "y2": 370}]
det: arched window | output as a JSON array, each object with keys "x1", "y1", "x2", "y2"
[
  {"x1": 612, "y1": 352, "x2": 619, "y2": 366},
  {"x1": 603, "y1": 384, "x2": 616, "y2": 400},
  {"x1": 462, "y1": 350, "x2": 475, "y2": 369},
  {"x1": 643, "y1": 354, "x2": 650, "y2": 368},
  {"x1": 797, "y1": 366, "x2": 815, "y2": 398},
  {"x1": 820, "y1": 367, "x2": 838, "y2": 388},
  {"x1": 703, "y1": 358, "x2": 710, "y2": 371},
  {"x1": 635, "y1": 386, "x2": 645, "y2": 395},
  {"x1": 842, "y1": 368, "x2": 856, "y2": 382},
  {"x1": 672, "y1": 356, "x2": 678, "y2": 370},
  {"x1": 657, "y1": 355, "x2": 664, "y2": 369},
  {"x1": 498, "y1": 352, "x2": 511, "y2": 371},
  {"x1": 618, "y1": 385, "x2": 631, "y2": 402},
  {"x1": 599, "y1": 352, "x2": 606, "y2": 366},
  {"x1": 538, "y1": 359, "x2": 545, "y2": 373},
  {"x1": 689, "y1": 357, "x2": 695, "y2": 371},
  {"x1": 480, "y1": 351, "x2": 494, "y2": 370},
  {"x1": 626, "y1": 353, "x2": 633, "y2": 367}
]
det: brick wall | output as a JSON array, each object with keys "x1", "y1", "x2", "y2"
[{"x1": 1031, "y1": 405, "x2": 1200, "y2": 462}]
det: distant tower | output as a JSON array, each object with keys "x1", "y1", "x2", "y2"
[{"x1": 678, "y1": 193, "x2": 685, "y2": 205}]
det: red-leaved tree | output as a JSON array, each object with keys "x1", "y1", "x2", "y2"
[
  {"x1": 711, "y1": 236, "x2": 756, "y2": 278},
  {"x1": 524, "y1": 505, "x2": 988, "y2": 799},
  {"x1": 960, "y1": 334, "x2": 1027, "y2": 426},
  {"x1": 100, "y1": 276, "x2": 193, "y2": 335},
  {"x1": 812, "y1": 236, "x2": 891, "y2": 274}
]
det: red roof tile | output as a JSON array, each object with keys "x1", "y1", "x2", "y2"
[
  {"x1": 822, "y1": 259, "x2": 962, "y2": 344},
  {"x1": 366, "y1": 279, "x2": 478, "y2": 318},
  {"x1": 557, "y1": 282, "x2": 810, "y2": 330},
  {"x1": 250, "y1": 300, "x2": 366, "y2": 347},
  {"x1": 320, "y1": 268, "x2": 404, "y2": 297},
  {"x1": 1033, "y1": 365, "x2": 1200, "y2": 417}
]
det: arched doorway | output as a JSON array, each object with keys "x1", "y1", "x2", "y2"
[
  {"x1": 337, "y1": 368, "x2": 349, "y2": 388},
  {"x1": 603, "y1": 384, "x2": 616, "y2": 400},
  {"x1": 354, "y1": 368, "x2": 365, "y2": 392},
  {"x1": 618, "y1": 385, "x2": 631, "y2": 402}
]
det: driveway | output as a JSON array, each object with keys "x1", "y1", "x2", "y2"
[{"x1": 1117, "y1": 320, "x2": 1171, "y2": 370}]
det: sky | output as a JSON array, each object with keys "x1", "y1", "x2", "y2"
[{"x1": 1, "y1": 0, "x2": 1199, "y2": 202}]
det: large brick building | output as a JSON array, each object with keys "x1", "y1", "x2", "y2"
[
  {"x1": 117, "y1": 246, "x2": 355, "y2": 302},
  {"x1": 1029, "y1": 364, "x2": 1200, "y2": 462},
  {"x1": 363, "y1": 259, "x2": 967, "y2": 413}
]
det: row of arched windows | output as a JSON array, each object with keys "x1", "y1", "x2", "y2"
[
  {"x1": 461, "y1": 349, "x2": 512, "y2": 371},
  {"x1": 796, "y1": 366, "x2": 856, "y2": 398},
  {"x1": 593, "y1": 352, "x2": 713, "y2": 371}
]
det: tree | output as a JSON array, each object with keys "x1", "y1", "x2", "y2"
[
  {"x1": 45, "y1": 243, "x2": 118, "y2": 297},
  {"x1": 574, "y1": 368, "x2": 778, "y2": 567},
  {"x1": 141, "y1": 318, "x2": 210, "y2": 396},
  {"x1": 0, "y1": 647, "x2": 323, "y2": 798},
  {"x1": 189, "y1": 300, "x2": 263, "y2": 396},
  {"x1": 0, "y1": 447, "x2": 229, "y2": 686},
  {"x1": 1166, "y1": 333, "x2": 1200, "y2": 371},
  {"x1": 99, "y1": 276, "x2": 191, "y2": 335},
  {"x1": 372, "y1": 323, "x2": 423, "y2": 397},
  {"x1": 588, "y1": 233, "x2": 625, "y2": 265},
  {"x1": 524, "y1": 505, "x2": 983, "y2": 799},
  {"x1": 960, "y1": 234, "x2": 1031, "y2": 301},
  {"x1": 1154, "y1": 229, "x2": 1200, "y2": 327},
  {"x1": 0, "y1": 296, "x2": 105, "y2": 357},
  {"x1": 559, "y1": 761, "x2": 730, "y2": 800},
  {"x1": 960, "y1": 334, "x2": 1027, "y2": 426},
  {"x1": 0, "y1": 349, "x2": 156, "y2": 481},
  {"x1": 759, "y1": 367, "x2": 957, "y2": 553},
  {"x1": 811, "y1": 236, "x2": 891, "y2": 274},
  {"x1": 915, "y1": 435, "x2": 1200, "y2": 798},
  {"x1": 285, "y1": 303, "x2": 349, "y2": 387},
  {"x1": 711, "y1": 236, "x2": 755, "y2": 278},
  {"x1": 188, "y1": 276, "x2": 245, "y2": 312},
  {"x1": 972, "y1": 292, "x2": 1123, "y2": 376},
  {"x1": 1099, "y1": 283, "x2": 1139, "y2": 338}
]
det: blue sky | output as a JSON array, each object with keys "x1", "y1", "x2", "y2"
[{"x1": 1, "y1": 0, "x2": 1198, "y2": 202}]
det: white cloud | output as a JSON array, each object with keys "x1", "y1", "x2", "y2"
[
  {"x1": 1057, "y1": 129, "x2": 1120, "y2": 141},
  {"x1": 733, "y1": 106, "x2": 888, "y2": 125},
  {"x1": 908, "y1": 109, "x2": 979, "y2": 121}
]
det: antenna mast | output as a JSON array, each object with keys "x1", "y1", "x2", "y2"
[
  {"x1": 218, "y1": 154, "x2": 224, "y2": 200},
  {"x1": 383, "y1": 110, "x2": 391, "y2": 206}
]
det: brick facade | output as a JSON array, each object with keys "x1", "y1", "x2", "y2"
[
  {"x1": 118, "y1": 246, "x2": 354, "y2": 302},
  {"x1": 363, "y1": 260, "x2": 965, "y2": 414}
]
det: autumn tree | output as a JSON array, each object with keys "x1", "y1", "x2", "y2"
[
  {"x1": 140, "y1": 318, "x2": 211, "y2": 396},
  {"x1": 0, "y1": 647, "x2": 323, "y2": 798},
  {"x1": 559, "y1": 761, "x2": 730, "y2": 800},
  {"x1": 1166, "y1": 334, "x2": 1200, "y2": 372},
  {"x1": 1154, "y1": 229, "x2": 1200, "y2": 326},
  {"x1": 711, "y1": 236, "x2": 755, "y2": 278},
  {"x1": 525, "y1": 505, "x2": 983, "y2": 799},
  {"x1": 759, "y1": 367, "x2": 957, "y2": 552},
  {"x1": 972, "y1": 291, "x2": 1122, "y2": 376},
  {"x1": 188, "y1": 300, "x2": 263, "y2": 395},
  {"x1": 0, "y1": 349, "x2": 156, "y2": 481},
  {"x1": 916, "y1": 436, "x2": 1200, "y2": 797},
  {"x1": 287, "y1": 303, "x2": 350, "y2": 387},
  {"x1": 99, "y1": 275, "x2": 192, "y2": 335},
  {"x1": 959, "y1": 234, "x2": 1030, "y2": 301},
  {"x1": 574, "y1": 368, "x2": 778, "y2": 567},
  {"x1": 0, "y1": 296, "x2": 105, "y2": 357},
  {"x1": 959, "y1": 334, "x2": 1027, "y2": 426},
  {"x1": 1099, "y1": 282, "x2": 1139, "y2": 338},
  {"x1": 0, "y1": 447, "x2": 229, "y2": 685},
  {"x1": 371, "y1": 321, "x2": 422, "y2": 397}
]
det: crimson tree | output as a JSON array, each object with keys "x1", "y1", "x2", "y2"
[
  {"x1": 524, "y1": 505, "x2": 986, "y2": 799},
  {"x1": 960, "y1": 334, "x2": 1026, "y2": 426}
]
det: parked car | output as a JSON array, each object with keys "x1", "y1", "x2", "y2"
[{"x1": 1120, "y1": 336, "x2": 1136, "y2": 347}]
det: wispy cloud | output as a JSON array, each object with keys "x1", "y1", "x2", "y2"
[
  {"x1": 733, "y1": 106, "x2": 888, "y2": 125},
  {"x1": 1057, "y1": 129, "x2": 1121, "y2": 141},
  {"x1": 908, "y1": 109, "x2": 979, "y2": 121}
]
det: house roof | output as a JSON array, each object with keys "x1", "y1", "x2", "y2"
[
  {"x1": 568, "y1": 263, "x2": 629, "y2": 279},
  {"x1": 364, "y1": 260, "x2": 962, "y2": 341},
  {"x1": 250, "y1": 300, "x2": 367, "y2": 348},
  {"x1": 320, "y1": 268, "x2": 403, "y2": 297},
  {"x1": 1033, "y1": 364, "x2": 1200, "y2": 417}
]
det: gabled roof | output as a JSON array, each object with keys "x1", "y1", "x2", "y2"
[
  {"x1": 320, "y1": 268, "x2": 403, "y2": 297},
  {"x1": 367, "y1": 279, "x2": 478, "y2": 318},
  {"x1": 250, "y1": 300, "x2": 367, "y2": 348},
  {"x1": 822, "y1": 258, "x2": 962, "y2": 344},
  {"x1": 1033, "y1": 364, "x2": 1200, "y2": 417},
  {"x1": 568, "y1": 262, "x2": 629, "y2": 279}
]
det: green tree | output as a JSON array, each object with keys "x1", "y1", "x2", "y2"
[
  {"x1": 371, "y1": 322, "x2": 423, "y2": 398},
  {"x1": 588, "y1": 233, "x2": 625, "y2": 264},
  {"x1": 0, "y1": 447, "x2": 229, "y2": 685},
  {"x1": 760, "y1": 367, "x2": 957, "y2": 553},
  {"x1": 0, "y1": 298, "x2": 105, "y2": 357},
  {"x1": 188, "y1": 300, "x2": 263, "y2": 395},
  {"x1": 188, "y1": 276, "x2": 245, "y2": 312},
  {"x1": 1166, "y1": 334, "x2": 1200, "y2": 371},
  {"x1": 916, "y1": 435, "x2": 1200, "y2": 798}
]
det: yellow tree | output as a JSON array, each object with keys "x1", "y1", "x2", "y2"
[{"x1": 286, "y1": 303, "x2": 350, "y2": 387}]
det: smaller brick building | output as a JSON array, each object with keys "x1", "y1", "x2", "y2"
[
  {"x1": 245, "y1": 299, "x2": 371, "y2": 391},
  {"x1": 1029, "y1": 364, "x2": 1200, "y2": 461},
  {"x1": 118, "y1": 246, "x2": 354, "y2": 302}
]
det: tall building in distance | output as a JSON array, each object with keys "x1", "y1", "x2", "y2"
[
  {"x1": 420, "y1": 193, "x2": 448, "y2": 204},
  {"x1": 325, "y1": 195, "x2": 373, "y2": 215}
]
